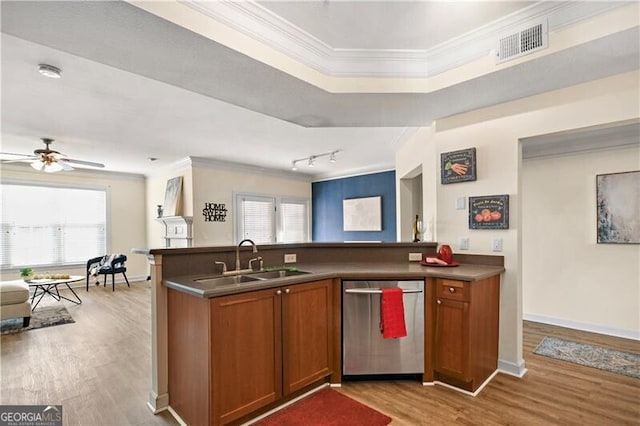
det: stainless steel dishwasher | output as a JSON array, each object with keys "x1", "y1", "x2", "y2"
[{"x1": 342, "y1": 280, "x2": 425, "y2": 377}]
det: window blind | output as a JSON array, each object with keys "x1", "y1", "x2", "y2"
[
  {"x1": 241, "y1": 197, "x2": 275, "y2": 244},
  {"x1": 0, "y1": 184, "x2": 107, "y2": 268},
  {"x1": 280, "y1": 201, "x2": 308, "y2": 243},
  {"x1": 235, "y1": 193, "x2": 310, "y2": 244}
]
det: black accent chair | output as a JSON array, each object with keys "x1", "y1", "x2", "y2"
[{"x1": 86, "y1": 255, "x2": 130, "y2": 292}]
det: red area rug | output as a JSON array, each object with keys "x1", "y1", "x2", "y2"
[{"x1": 256, "y1": 388, "x2": 392, "y2": 426}]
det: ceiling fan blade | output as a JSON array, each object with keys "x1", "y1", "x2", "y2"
[
  {"x1": 0, "y1": 153, "x2": 37, "y2": 161},
  {"x1": 1, "y1": 158, "x2": 36, "y2": 164},
  {"x1": 57, "y1": 160, "x2": 74, "y2": 171},
  {"x1": 60, "y1": 158, "x2": 105, "y2": 168}
]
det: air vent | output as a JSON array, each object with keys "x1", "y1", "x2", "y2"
[{"x1": 497, "y1": 20, "x2": 548, "y2": 64}]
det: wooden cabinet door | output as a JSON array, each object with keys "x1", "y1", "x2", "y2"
[
  {"x1": 434, "y1": 298, "x2": 470, "y2": 381},
  {"x1": 210, "y1": 288, "x2": 282, "y2": 425},
  {"x1": 281, "y1": 279, "x2": 333, "y2": 395}
]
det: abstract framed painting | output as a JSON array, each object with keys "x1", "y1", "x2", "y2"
[
  {"x1": 163, "y1": 176, "x2": 183, "y2": 217},
  {"x1": 596, "y1": 171, "x2": 640, "y2": 244}
]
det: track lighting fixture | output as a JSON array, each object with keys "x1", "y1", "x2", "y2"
[{"x1": 291, "y1": 150, "x2": 341, "y2": 171}]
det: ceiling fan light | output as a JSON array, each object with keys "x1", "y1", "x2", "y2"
[
  {"x1": 38, "y1": 64, "x2": 62, "y2": 79},
  {"x1": 30, "y1": 161, "x2": 44, "y2": 171},
  {"x1": 43, "y1": 162, "x2": 64, "y2": 173}
]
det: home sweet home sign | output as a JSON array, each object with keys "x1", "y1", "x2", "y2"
[{"x1": 203, "y1": 203, "x2": 227, "y2": 222}]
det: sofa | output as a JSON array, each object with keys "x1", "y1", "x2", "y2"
[{"x1": 0, "y1": 280, "x2": 32, "y2": 327}]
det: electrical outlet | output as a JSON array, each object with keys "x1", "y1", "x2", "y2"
[
  {"x1": 408, "y1": 252, "x2": 422, "y2": 262},
  {"x1": 284, "y1": 253, "x2": 297, "y2": 263},
  {"x1": 492, "y1": 238, "x2": 503, "y2": 252},
  {"x1": 459, "y1": 237, "x2": 469, "y2": 250}
]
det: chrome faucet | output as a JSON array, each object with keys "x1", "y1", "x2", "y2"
[{"x1": 236, "y1": 239, "x2": 258, "y2": 271}]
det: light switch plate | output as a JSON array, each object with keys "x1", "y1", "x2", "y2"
[
  {"x1": 459, "y1": 237, "x2": 469, "y2": 250},
  {"x1": 455, "y1": 196, "x2": 466, "y2": 210},
  {"x1": 409, "y1": 252, "x2": 423, "y2": 261},
  {"x1": 284, "y1": 253, "x2": 297, "y2": 263},
  {"x1": 492, "y1": 238, "x2": 503, "y2": 252}
]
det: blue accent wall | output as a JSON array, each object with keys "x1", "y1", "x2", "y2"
[{"x1": 312, "y1": 170, "x2": 396, "y2": 242}]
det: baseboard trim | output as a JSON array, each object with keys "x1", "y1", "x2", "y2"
[
  {"x1": 65, "y1": 274, "x2": 148, "y2": 290},
  {"x1": 498, "y1": 359, "x2": 528, "y2": 378},
  {"x1": 167, "y1": 406, "x2": 188, "y2": 426},
  {"x1": 433, "y1": 369, "x2": 499, "y2": 397},
  {"x1": 241, "y1": 383, "x2": 329, "y2": 425},
  {"x1": 524, "y1": 313, "x2": 640, "y2": 341},
  {"x1": 147, "y1": 391, "x2": 169, "y2": 414}
]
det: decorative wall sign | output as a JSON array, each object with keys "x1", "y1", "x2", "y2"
[
  {"x1": 343, "y1": 196, "x2": 382, "y2": 231},
  {"x1": 441, "y1": 147, "x2": 477, "y2": 184},
  {"x1": 163, "y1": 176, "x2": 183, "y2": 217},
  {"x1": 469, "y1": 194, "x2": 509, "y2": 230},
  {"x1": 203, "y1": 203, "x2": 228, "y2": 222},
  {"x1": 596, "y1": 171, "x2": 639, "y2": 244}
]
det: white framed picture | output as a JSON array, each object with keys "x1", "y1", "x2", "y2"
[
  {"x1": 163, "y1": 176, "x2": 183, "y2": 217},
  {"x1": 343, "y1": 196, "x2": 382, "y2": 231}
]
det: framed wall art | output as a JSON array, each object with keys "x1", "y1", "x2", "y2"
[
  {"x1": 596, "y1": 170, "x2": 640, "y2": 244},
  {"x1": 163, "y1": 176, "x2": 183, "y2": 217},
  {"x1": 441, "y1": 147, "x2": 477, "y2": 184},
  {"x1": 343, "y1": 196, "x2": 382, "y2": 231},
  {"x1": 469, "y1": 194, "x2": 509, "y2": 230}
]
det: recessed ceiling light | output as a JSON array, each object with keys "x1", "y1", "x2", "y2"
[{"x1": 38, "y1": 64, "x2": 62, "y2": 79}]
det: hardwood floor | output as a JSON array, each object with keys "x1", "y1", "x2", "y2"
[
  {"x1": 2, "y1": 283, "x2": 638, "y2": 425},
  {"x1": 0, "y1": 281, "x2": 177, "y2": 426},
  {"x1": 339, "y1": 322, "x2": 640, "y2": 425}
]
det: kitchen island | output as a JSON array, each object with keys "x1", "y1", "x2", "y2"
[{"x1": 147, "y1": 243, "x2": 504, "y2": 425}]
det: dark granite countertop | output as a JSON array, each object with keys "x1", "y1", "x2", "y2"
[{"x1": 163, "y1": 261, "x2": 505, "y2": 298}]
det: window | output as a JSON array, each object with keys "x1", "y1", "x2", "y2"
[
  {"x1": 235, "y1": 193, "x2": 309, "y2": 244},
  {"x1": 0, "y1": 183, "x2": 107, "y2": 269}
]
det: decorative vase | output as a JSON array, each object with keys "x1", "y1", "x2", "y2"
[{"x1": 157, "y1": 205, "x2": 163, "y2": 218}]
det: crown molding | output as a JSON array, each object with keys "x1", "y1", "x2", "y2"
[
  {"x1": 188, "y1": 156, "x2": 312, "y2": 182},
  {"x1": 144, "y1": 157, "x2": 193, "y2": 179},
  {"x1": 180, "y1": 1, "x2": 626, "y2": 79}
]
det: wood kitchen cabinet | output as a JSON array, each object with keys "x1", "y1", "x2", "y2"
[
  {"x1": 433, "y1": 275, "x2": 500, "y2": 392},
  {"x1": 168, "y1": 279, "x2": 334, "y2": 426}
]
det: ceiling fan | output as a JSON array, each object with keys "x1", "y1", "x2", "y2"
[{"x1": 0, "y1": 138, "x2": 105, "y2": 172}]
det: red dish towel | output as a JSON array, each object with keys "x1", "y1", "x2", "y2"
[{"x1": 380, "y1": 288, "x2": 407, "y2": 339}]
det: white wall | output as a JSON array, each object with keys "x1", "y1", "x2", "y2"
[
  {"x1": 191, "y1": 162, "x2": 311, "y2": 245},
  {"x1": 396, "y1": 70, "x2": 640, "y2": 373},
  {"x1": 0, "y1": 165, "x2": 148, "y2": 281},
  {"x1": 522, "y1": 146, "x2": 640, "y2": 339}
]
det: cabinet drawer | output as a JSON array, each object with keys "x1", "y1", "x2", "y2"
[{"x1": 436, "y1": 279, "x2": 470, "y2": 301}]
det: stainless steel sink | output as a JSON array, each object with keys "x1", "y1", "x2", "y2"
[
  {"x1": 193, "y1": 269, "x2": 310, "y2": 288},
  {"x1": 194, "y1": 275, "x2": 261, "y2": 286},
  {"x1": 247, "y1": 270, "x2": 311, "y2": 280}
]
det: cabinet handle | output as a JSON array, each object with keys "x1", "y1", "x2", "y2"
[
  {"x1": 284, "y1": 288, "x2": 290, "y2": 294},
  {"x1": 448, "y1": 287, "x2": 456, "y2": 293},
  {"x1": 437, "y1": 300, "x2": 441, "y2": 305},
  {"x1": 276, "y1": 290, "x2": 282, "y2": 295}
]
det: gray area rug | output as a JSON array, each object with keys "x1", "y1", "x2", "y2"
[
  {"x1": 1, "y1": 304, "x2": 75, "y2": 335},
  {"x1": 534, "y1": 336, "x2": 639, "y2": 379}
]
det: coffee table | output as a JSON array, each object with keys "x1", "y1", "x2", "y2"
[{"x1": 27, "y1": 275, "x2": 83, "y2": 311}]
